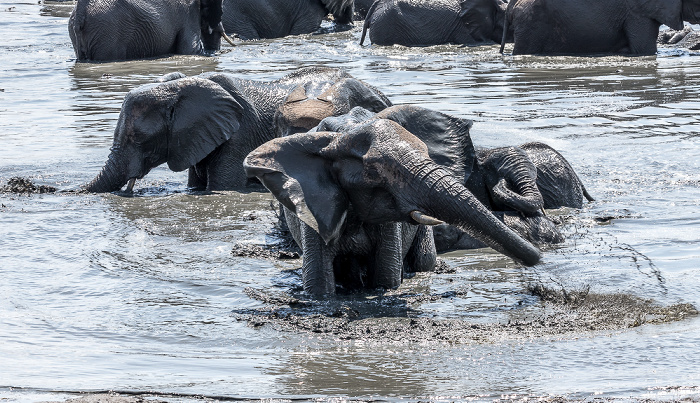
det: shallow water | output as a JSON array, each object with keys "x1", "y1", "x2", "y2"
[{"x1": 1, "y1": 1, "x2": 699, "y2": 401}]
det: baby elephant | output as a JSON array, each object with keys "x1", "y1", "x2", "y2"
[
  {"x1": 69, "y1": 0, "x2": 235, "y2": 61},
  {"x1": 360, "y1": 0, "x2": 508, "y2": 47}
]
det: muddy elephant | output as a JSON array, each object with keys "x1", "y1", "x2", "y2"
[
  {"x1": 360, "y1": 0, "x2": 508, "y2": 47},
  {"x1": 500, "y1": 0, "x2": 700, "y2": 55},
  {"x1": 222, "y1": 0, "x2": 354, "y2": 40},
  {"x1": 68, "y1": 0, "x2": 235, "y2": 61},
  {"x1": 435, "y1": 142, "x2": 594, "y2": 251},
  {"x1": 244, "y1": 105, "x2": 541, "y2": 296},
  {"x1": 658, "y1": 26, "x2": 700, "y2": 51},
  {"x1": 84, "y1": 67, "x2": 391, "y2": 193}
]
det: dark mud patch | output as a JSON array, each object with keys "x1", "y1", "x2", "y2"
[
  {"x1": 231, "y1": 211, "x2": 301, "y2": 260},
  {"x1": 234, "y1": 284, "x2": 698, "y2": 343},
  {"x1": 1, "y1": 176, "x2": 56, "y2": 194}
]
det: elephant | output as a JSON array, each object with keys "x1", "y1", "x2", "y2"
[
  {"x1": 221, "y1": 0, "x2": 354, "y2": 40},
  {"x1": 658, "y1": 26, "x2": 700, "y2": 50},
  {"x1": 84, "y1": 67, "x2": 391, "y2": 193},
  {"x1": 434, "y1": 142, "x2": 594, "y2": 251},
  {"x1": 353, "y1": 0, "x2": 376, "y2": 19},
  {"x1": 244, "y1": 104, "x2": 541, "y2": 297},
  {"x1": 68, "y1": 0, "x2": 235, "y2": 62},
  {"x1": 499, "y1": 0, "x2": 700, "y2": 56},
  {"x1": 359, "y1": 0, "x2": 509, "y2": 47}
]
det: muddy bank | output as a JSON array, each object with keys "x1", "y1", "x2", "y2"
[{"x1": 235, "y1": 283, "x2": 698, "y2": 344}]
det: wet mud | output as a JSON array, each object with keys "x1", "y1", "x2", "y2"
[
  {"x1": 0, "y1": 176, "x2": 57, "y2": 194},
  {"x1": 236, "y1": 283, "x2": 698, "y2": 344}
]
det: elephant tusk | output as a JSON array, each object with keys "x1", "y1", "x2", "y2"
[
  {"x1": 410, "y1": 210, "x2": 445, "y2": 226},
  {"x1": 125, "y1": 178, "x2": 136, "y2": 193},
  {"x1": 218, "y1": 22, "x2": 236, "y2": 46},
  {"x1": 541, "y1": 207, "x2": 547, "y2": 217}
]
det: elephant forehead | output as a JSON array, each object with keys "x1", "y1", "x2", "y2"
[{"x1": 361, "y1": 119, "x2": 431, "y2": 156}]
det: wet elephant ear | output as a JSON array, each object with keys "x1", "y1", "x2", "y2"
[
  {"x1": 374, "y1": 105, "x2": 476, "y2": 182},
  {"x1": 167, "y1": 77, "x2": 244, "y2": 172},
  {"x1": 244, "y1": 132, "x2": 350, "y2": 245}
]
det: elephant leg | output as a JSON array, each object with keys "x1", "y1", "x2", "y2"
[
  {"x1": 187, "y1": 164, "x2": 207, "y2": 190},
  {"x1": 371, "y1": 223, "x2": 403, "y2": 289},
  {"x1": 299, "y1": 219, "x2": 337, "y2": 296},
  {"x1": 405, "y1": 224, "x2": 437, "y2": 273}
]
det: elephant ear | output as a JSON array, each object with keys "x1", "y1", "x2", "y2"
[
  {"x1": 167, "y1": 77, "x2": 243, "y2": 172},
  {"x1": 374, "y1": 105, "x2": 476, "y2": 182},
  {"x1": 637, "y1": 0, "x2": 684, "y2": 30},
  {"x1": 244, "y1": 132, "x2": 350, "y2": 244}
]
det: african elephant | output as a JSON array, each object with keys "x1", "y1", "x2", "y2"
[
  {"x1": 68, "y1": 0, "x2": 235, "y2": 62},
  {"x1": 353, "y1": 0, "x2": 376, "y2": 19},
  {"x1": 434, "y1": 142, "x2": 594, "y2": 251},
  {"x1": 658, "y1": 26, "x2": 700, "y2": 50},
  {"x1": 244, "y1": 105, "x2": 541, "y2": 296},
  {"x1": 221, "y1": 0, "x2": 354, "y2": 40},
  {"x1": 359, "y1": 0, "x2": 509, "y2": 47},
  {"x1": 500, "y1": 0, "x2": 700, "y2": 55},
  {"x1": 84, "y1": 67, "x2": 391, "y2": 193}
]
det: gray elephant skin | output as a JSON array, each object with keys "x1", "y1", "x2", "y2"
[
  {"x1": 222, "y1": 0, "x2": 354, "y2": 40},
  {"x1": 360, "y1": 0, "x2": 509, "y2": 47},
  {"x1": 244, "y1": 105, "x2": 541, "y2": 297},
  {"x1": 435, "y1": 142, "x2": 594, "y2": 252},
  {"x1": 500, "y1": 0, "x2": 700, "y2": 55},
  {"x1": 69, "y1": 0, "x2": 234, "y2": 61},
  {"x1": 84, "y1": 67, "x2": 391, "y2": 193}
]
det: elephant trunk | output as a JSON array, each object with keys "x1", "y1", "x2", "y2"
[
  {"x1": 84, "y1": 152, "x2": 130, "y2": 193},
  {"x1": 489, "y1": 149, "x2": 544, "y2": 216},
  {"x1": 404, "y1": 157, "x2": 540, "y2": 266}
]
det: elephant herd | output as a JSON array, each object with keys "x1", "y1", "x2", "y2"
[
  {"x1": 68, "y1": 0, "x2": 700, "y2": 61},
  {"x1": 83, "y1": 66, "x2": 592, "y2": 296},
  {"x1": 68, "y1": 0, "x2": 680, "y2": 297}
]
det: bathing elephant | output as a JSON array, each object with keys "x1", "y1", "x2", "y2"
[
  {"x1": 658, "y1": 26, "x2": 700, "y2": 50},
  {"x1": 360, "y1": 0, "x2": 509, "y2": 47},
  {"x1": 68, "y1": 0, "x2": 235, "y2": 61},
  {"x1": 434, "y1": 142, "x2": 594, "y2": 251},
  {"x1": 500, "y1": 0, "x2": 700, "y2": 55},
  {"x1": 84, "y1": 67, "x2": 391, "y2": 193},
  {"x1": 244, "y1": 105, "x2": 541, "y2": 296},
  {"x1": 221, "y1": 0, "x2": 354, "y2": 40}
]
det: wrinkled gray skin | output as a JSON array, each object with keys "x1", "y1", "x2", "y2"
[
  {"x1": 360, "y1": 0, "x2": 509, "y2": 47},
  {"x1": 84, "y1": 67, "x2": 391, "y2": 193},
  {"x1": 501, "y1": 0, "x2": 700, "y2": 55},
  {"x1": 222, "y1": 0, "x2": 354, "y2": 40},
  {"x1": 69, "y1": 0, "x2": 228, "y2": 61},
  {"x1": 434, "y1": 142, "x2": 594, "y2": 252},
  {"x1": 245, "y1": 105, "x2": 541, "y2": 297}
]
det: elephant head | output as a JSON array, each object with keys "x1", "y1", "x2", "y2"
[
  {"x1": 473, "y1": 146, "x2": 544, "y2": 216},
  {"x1": 244, "y1": 114, "x2": 541, "y2": 267},
  {"x1": 85, "y1": 76, "x2": 242, "y2": 193},
  {"x1": 321, "y1": 0, "x2": 354, "y2": 24},
  {"x1": 199, "y1": 0, "x2": 235, "y2": 50},
  {"x1": 273, "y1": 78, "x2": 392, "y2": 138},
  {"x1": 459, "y1": 0, "x2": 510, "y2": 44}
]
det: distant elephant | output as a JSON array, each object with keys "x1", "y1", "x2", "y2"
[
  {"x1": 222, "y1": 0, "x2": 354, "y2": 40},
  {"x1": 68, "y1": 0, "x2": 235, "y2": 62},
  {"x1": 84, "y1": 67, "x2": 391, "y2": 193},
  {"x1": 658, "y1": 26, "x2": 700, "y2": 50},
  {"x1": 244, "y1": 105, "x2": 541, "y2": 296},
  {"x1": 360, "y1": 0, "x2": 509, "y2": 47},
  {"x1": 500, "y1": 0, "x2": 700, "y2": 55},
  {"x1": 435, "y1": 142, "x2": 594, "y2": 251}
]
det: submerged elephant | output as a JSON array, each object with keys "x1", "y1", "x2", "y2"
[
  {"x1": 69, "y1": 0, "x2": 235, "y2": 61},
  {"x1": 245, "y1": 105, "x2": 541, "y2": 296},
  {"x1": 435, "y1": 142, "x2": 594, "y2": 251},
  {"x1": 360, "y1": 0, "x2": 508, "y2": 47},
  {"x1": 222, "y1": 0, "x2": 354, "y2": 40},
  {"x1": 500, "y1": 0, "x2": 700, "y2": 55},
  {"x1": 84, "y1": 67, "x2": 391, "y2": 193}
]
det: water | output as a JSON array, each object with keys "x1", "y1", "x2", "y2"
[{"x1": 1, "y1": 1, "x2": 699, "y2": 401}]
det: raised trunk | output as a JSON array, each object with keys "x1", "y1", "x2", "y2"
[
  {"x1": 492, "y1": 175, "x2": 543, "y2": 216},
  {"x1": 84, "y1": 153, "x2": 129, "y2": 193}
]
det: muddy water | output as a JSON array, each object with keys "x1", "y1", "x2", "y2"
[{"x1": 1, "y1": 1, "x2": 699, "y2": 401}]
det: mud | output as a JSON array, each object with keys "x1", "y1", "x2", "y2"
[
  {"x1": 235, "y1": 283, "x2": 698, "y2": 344},
  {"x1": 0, "y1": 176, "x2": 57, "y2": 194}
]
